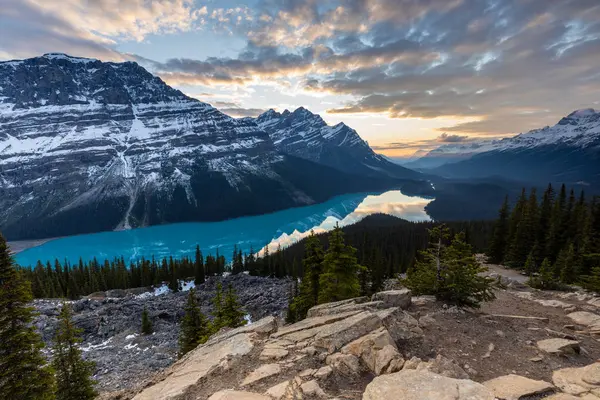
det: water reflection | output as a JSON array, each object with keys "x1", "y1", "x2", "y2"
[
  {"x1": 259, "y1": 191, "x2": 431, "y2": 254},
  {"x1": 15, "y1": 190, "x2": 432, "y2": 267}
]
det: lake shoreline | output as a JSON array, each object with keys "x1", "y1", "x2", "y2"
[{"x1": 8, "y1": 238, "x2": 57, "y2": 254}]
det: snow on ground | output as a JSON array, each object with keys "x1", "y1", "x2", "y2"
[
  {"x1": 81, "y1": 338, "x2": 113, "y2": 352},
  {"x1": 135, "y1": 279, "x2": 196, "y2": 299}
]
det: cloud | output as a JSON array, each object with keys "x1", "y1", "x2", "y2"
[
  {"x1": 3, "y1": 0, "x2": 600, "y2": 143},
  {"x1": 209, "y1": 101, "x2": 267, "y2": 117},
  {"x1": 438, "y1": 133, "x2": 469, "y2": 143}
]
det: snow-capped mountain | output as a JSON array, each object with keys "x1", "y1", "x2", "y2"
[
  {"x1": 0, "y1": 54, "x2": 404, "y2": 240},
  {"x1": 411, "y1": 109, "x2": 600, "y2": 185},
  {"x1": 253, "y1": 108, "x2": 420, "y2": 179}
]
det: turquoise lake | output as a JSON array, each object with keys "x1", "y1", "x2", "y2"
[{"x1": 14, "y1": 190, "x2": 432, "y2": 267}]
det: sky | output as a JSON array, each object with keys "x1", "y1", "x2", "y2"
[{"x1": 1, "y1": 0, "x2": 599, "y2": 158}]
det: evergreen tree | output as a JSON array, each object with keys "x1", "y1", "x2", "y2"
[
  {"x1": 194, "y1": 246, "x2": 205, "y2": 285},
  {"x1": 318, "y1": 225, "x2": 364, "y2": 304},
  {"x1": 527, "y1": 258, "x2": 559, "y2": 290},
  {"x1": 546, "y1": 184, "x2": 567, "y2": 263},
  {"x1": 221, "y1": 285, "x2": 247, "y2": 328},
  {"x1": 507, "y1": 189, "x2": 528, "y2": 247},
  {"x1": 507, "y1": 188, "x2": 538, "y2": 268},
  {"x1": 52, "y1": 303, "x2": 97, "y2": 400},
  {"x1": 558, "y1": 243, "x2": 577, "y2": 284},
  {"x1": 402, "y1": 227, "x2": 495, "y2": 308},
  {"x1": 0, "y1": 233, "x2": 55, "y2": 399},
  {"x1": 178, "y1": 289, "x2": 210, "y2": 357},
  {"x1": 211, "y1": 282, "x2": 225, "y2": 332},
  {"x1": 524, "y1": 250, "x2": 537, "y2": 276},
  {"x1": 535, "y1": 184, "x2": 554, "y2": 263},
  {"x1": 141, "y1": 307, "x2": 153, "y2": 335},
  {"x1": 487, "y1": 196, "x2": 510, "y2": 264}
]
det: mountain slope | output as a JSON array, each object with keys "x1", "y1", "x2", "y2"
[
  {"x1": 0, "y1": 54, "x2": 403, "y2": 240},
  {"x1": 411, "y1": 109, "x2": 600, "y2": 185},
  {"x1": 253, "y1": 108, "x2": 420, "y2": 179}
]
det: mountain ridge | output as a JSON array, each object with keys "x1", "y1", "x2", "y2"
[{"x1": 0, "y1": 53, "x2": 418, "y2": 240}]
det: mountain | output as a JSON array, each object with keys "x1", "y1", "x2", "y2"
[
  {"x1": 253, "y1": 108, "x2": 420, "y2": 179},
  {"x1": 408, "y1": 109, "x2": 600, "y2": 186},
  {"x1": 0, "y1": 54, "x2": 409, "y2": 240}
]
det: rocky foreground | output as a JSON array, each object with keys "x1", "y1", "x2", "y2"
[
  {"x1": 33, "y1": 274, "x2": 291, "y2": 391},
  {"x1": 86, "y1": 271, "x2": 600, "y2": 400}
]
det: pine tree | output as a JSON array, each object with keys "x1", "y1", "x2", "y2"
[
  {"x1": 524, "y1": 250, "x2": 537, "y2": 276},
  {"x1": 287, "y1": 231, "x2": 324, "y2": 321},
  {"x1": 178, "y1": 289, "x2": 210, "y2": 357},
  {"x1": 559, "y1": 243, "x2": 577, "y2": 284},
  {"x1": 547, "y1": 184, "x2": 567, "y2": 262},
  {"x1": 52, "y1": 303, "x2": 97, "y2": 400},
  {"x1": 528, "y1": 258, "x2": 559, "y2": 290},
  {"x1": 211, "y1": 282, "x2": 225, "y2": 332},
  {"x1": 536, "y1": 184, "x2": 555, "y2": 263},
  {"x1": 507, "y1": 189, "x2": 538, "y2": 268},
  {"x1": 487, "y1": 196, "x2": 510, "y2": 264},
  {"x1": 402, "y1": 227, "x2": 495, "y2": 308},
  {"x1": 141, "y1": 307, "x2": 153, "y2": 335},
  {"x1": 194, "y1": 246, "x2": 205, "y2": 285},
  {"x1": 221, "y1": 285, "x2": 246, "y2": 328},
  {"x1": 0, "y1": 233, "x2": 56, "y2": 399},
  {"x1": 318, "y1": 225, "x2": 364, "y2": 304}
]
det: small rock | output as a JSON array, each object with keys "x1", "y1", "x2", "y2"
[
  {"x1": 326, "y1": 353, "x2": 361, "y2": 375},
  {"x1": 530, "y1": 356, "x2": 544, "y2": 362},
  {"x1": 496, "y1": 330, "x2": 505, "y2": 338},
  {"x1": 403, "y1": 356, "x2": 422, "y2": 370},
  {"x1": 419, "y1": 314, "x2": 436, "y2": 329},
  {"x1": 265, "y1": 381, "x2": 290, "y2": 399},
  {"x1": 300, "y1": 380, "x2": 327, "y2": 398},
  {"x1": 371, "y1": 289, "x2": 412, "y2": 309},
  {"x1": 259, "y1": 347, "x2": 289, "y2": 361},
  {"x1": 314, "y1": 366, "x2": 333, "y2": 380},
  {"x1": 298, "y1": 368, "x2": 316, "y2": 378},
  {"x1": 537, "y1": 338, "x2": 580, "y2": 355},
  {"x1": 374, "y1": 345, "x2": 402, "y2": 375}
]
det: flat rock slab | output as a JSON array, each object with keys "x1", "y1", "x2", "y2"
[
  {"x1": 241, "y1": 363, "x2": 282, "y2": 386},
  {"x1": 306, "y1": 297, "x2": 368, "y2": 318},
  {"x1": 205, "y1": 316, "x2": 277, "y2": 346},
  {"x1": 567, "y1": 311, "x2": 600, "y2": 328},
  {"x1": 265, "y1": 381, "x2": 290, "y2": 399},
  {"x1": 553, "y1": 363, "x2": 600, "y2": 396},
  {"x1": 312, "y1": 311, "x2": 383, "y2": 352},
  {"x1": 259, "y1": 347, "x2": 289, "y2": 361},
  {"x1": 133, "y1": 333, "x2": 255, "y2": 400},
  {"x1": 537, "y1": 338, "x2": 580, "y2": 354},
  {"x1": 209, "y1": 390, "x2": 271, "y2": 400},
  {"x1": 483, "y1": 374, "x2": 554, "y2": 400},
  {"x1": 371, "y1": 289, "x2": 412, "y2": 309},
  {"x1": 306, "y1": 301, "x2": 384, "y2": 317},
  {"x1": 363, "y1": 370, "x2": 495, "y2": 400},
  {"x1": 271, "y1": 310, "x2": 361, "y2": 339}
]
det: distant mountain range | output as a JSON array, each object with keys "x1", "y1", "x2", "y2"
[
  {"x1": 0, "y1": 53, "x2": 422, "y2": 240},
  {"x1": 251, "y1": 108, "x2": 419, "y2": 179},
  {"x1": 405, "y1": 109, "x2": 600, "y2": 186}
]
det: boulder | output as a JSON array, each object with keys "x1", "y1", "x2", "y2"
[
  {"x1": 326, "y1": 353, "x2": 362, "y2": 375},
  {"x1": 306, "y1": 297, "x2": 369, "y2": 318},
  {"x1": 537, "y1": 338, "x2": 580, "y2": 354},
  {"x1": 241, "y1": 364, "x2": 282, "y2": 387},
  {"x1": 375, "y1": 345, "x2": 403, "y2": 375},
  {"x1": 483, "y1": 374, "x2": 554, "y2": 400},
  {"x1": 209, "y1": 390, "x2": 271, "y2": 400},
  {"x1": 376, "y1": 308, "x2": 423, "y2": 342},
  {"x1": 300, "y1": 380, "x2": 327, "y2": 398},
  {"x1": 363, "y1": 370, "x2": 495, "y2": 400},
  {"x1": 371, "y1": 289, "x2": 412, "y2": 309},
  {"x1": 553, "y1": 363, "x2": 600, "y2": 396},
  {"x1": 341, "y1": 327, "x2": 397, "y2": 372},
  {"x1": 312, "y1": 311, "x2": 384, "y2": 352}
]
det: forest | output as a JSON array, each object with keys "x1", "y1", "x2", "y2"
[{"x1": 487, "y1": 184, "x2": 600, "y2": 289}]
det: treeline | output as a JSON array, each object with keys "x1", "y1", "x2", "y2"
[
  {"x1": 262, "y1": 215, "x2": 494, "y2": 292},
  {"x1": 18, "y1": 215, "x2": 494, "y2": 299},
  {"x1": 487, "y1": 184, "x2": 600, "y2": 289}
]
